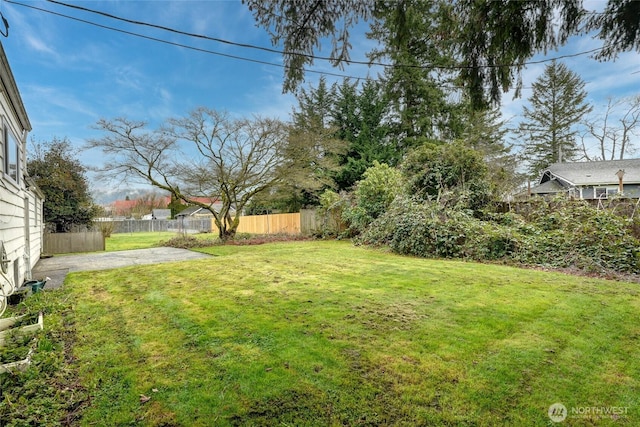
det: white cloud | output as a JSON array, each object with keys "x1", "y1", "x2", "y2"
[
  {"x1": 113, "y1": 65, "x2": 145, "y2": 91},
  {"x1": 23, "y1": 84, "x2": 99, "y2": 119},
  {"x1": 146, "y1": 86, "x2": 179, "y2": 122},
  {"x1": 23, "y1": 33, "x2": 58, "y2": 57}
]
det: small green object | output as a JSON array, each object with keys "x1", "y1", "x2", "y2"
[{"x1": 25, "y1": 280, "x2": 46, "y2": 293}]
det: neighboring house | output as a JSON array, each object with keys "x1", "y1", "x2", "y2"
[
  {"x1": 175, "y1": 206, "x2": 213, "y2": 218},
  {"x1": 529, "y1": 159, "x2": 640, "y2": 199},
  {"x1": 0, "y1": 42, "x2": 44, "y2": 295},
  {"x1": 110, "y1": 199, "x2": 138, "y2": 217},
  {"x1": 152, "y1": 209, "x2": 171, "y2": 220},
  {"x1": 140, "y1": 210, "x2": 170, "y2": 220},
  {"x1": 175, "y1": 203, "x2": 236, "y2": 218},
  {"x1": 108, "y1": 195, "x2": 218, "y2": 218}
]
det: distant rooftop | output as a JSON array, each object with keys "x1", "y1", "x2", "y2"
[{"x1": 541, "y1": 159, "x2": 640, "y2": 186}]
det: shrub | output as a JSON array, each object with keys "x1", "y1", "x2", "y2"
[
  {"x1": 95, "y1": 220, "x2": 114, "y2": 238},
  {"x1": 316, "y1": 190, "x2": 349, "y2": 237},
  {"x1": 510, "y1": 197, "x2": 640, "y2": 273},
  {"x1": 161, "y1": 235, "x2": 218, "y2": 248},
  {"x1": 343, "y1": 162, "x2": 405, "y2": 234},
  {"x1": 401, "y1": 141, "x2": 492, "y2": 211},
  {"x1": 360, "y1": 196, "x2": 640, "y2": 274},
  {"x1": 362, "y1": 197, "x2": 508, "y2": 260}
]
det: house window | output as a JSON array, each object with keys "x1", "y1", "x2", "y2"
[
  {"x1": 3, "y1": 123, "x2": 19, "y2": 185},
  {"x1": 595, "y1": 187, "x2": 619, "y2": 199}
]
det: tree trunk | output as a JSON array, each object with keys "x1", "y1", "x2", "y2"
[{"x1": 216, "y1": 213, "x2": 240, "y2": 242}]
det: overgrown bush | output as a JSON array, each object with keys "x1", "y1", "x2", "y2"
[
  {"x1": 316, "y1": 190, "x2": 349, "y2": 237},
  {"x1": 95, "y1": 220, "x2": 114, "y2": 238},
  {"x1": 360, "y1": 196, "x2": 640, "y2": 274},
  {"x1": 343, "y1": 162, "x2": 405, "y2": 234},
  {"x1": 360, "y1": 197, "x2": 509, "y2": 260},
  {"x1": 401, "y1": 141, "x2": 492, "y2": 211},
  {"x1": 512, "y1": 198, "x2": 640, "y2": 273}
]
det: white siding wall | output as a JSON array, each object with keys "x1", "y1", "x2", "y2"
[
  {"x1": 27, "y1": 190, "x2": 43, "y2": 271},
  {"x1": 0, "y1": 45, "x2": 37, "y2": 299},
  {"x1": 0, "y1": 185, "x2": 26, "y2": 293},
  {"x1": 0, "y1": 81, "x2": 38, "y2": 294}
]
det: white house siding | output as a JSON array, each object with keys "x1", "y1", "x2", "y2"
[
  {"x1": 0, "y1": 42, "x2": 39, "y2": 296},
  {"x1": 0, "y1": 185, "x2": 28, "y2": 290},
  {"x1": 26, "y1": 188, "x2": 44, "y2": 272}
]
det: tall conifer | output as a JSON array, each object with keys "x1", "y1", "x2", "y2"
[{"x1": 519, "y1": 61, "x2": 592, "y2": 178}]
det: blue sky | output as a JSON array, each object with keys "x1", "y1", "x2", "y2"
[{"x1": 1, "y1": 1, "x2": 639, "y2": 201}]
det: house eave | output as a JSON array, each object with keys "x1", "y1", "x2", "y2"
[
  {"x1": 0, "y1": 42, "x2": 31, "y2": 133},
  {"x1": 25, "y1": 176, "x2": 45, "y2": 199}
]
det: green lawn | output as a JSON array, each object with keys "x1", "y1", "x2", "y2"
[
  {"x1": 105, "y1": 231, "x2": 214, "y2": 252},
  {"x1": 54, "y1": 240, "x2": 639, "y2": 426},
  {"x1": 105, "y1": 231, "x2": 179, "y2": 251}
]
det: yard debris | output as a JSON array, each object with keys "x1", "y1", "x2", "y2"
[{"x1": 140, "y1": 394, "x2": 151, "y2": 403}]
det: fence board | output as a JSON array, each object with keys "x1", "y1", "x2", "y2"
[
  {"x1": 44, "y1": 232, "x2": 105, "y2": 254},
  {"x1": 300, "y1": 209, "x2": 320, "y2": 235},
  {"x1": 212, "y1": 212, "x2": 310, "y2": 235}
]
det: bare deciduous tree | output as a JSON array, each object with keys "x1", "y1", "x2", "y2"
[
  {"x1": 87, "y1": 108, "x2": 288, "y2": 240},
  {"x1": 130, "y1": 192, "x2": 169, "y2": 219},
  {"x1": 582, "y1": 95, "x2": 640, "y2": 160}
]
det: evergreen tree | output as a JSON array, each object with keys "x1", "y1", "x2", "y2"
[
  {"x1": 518, "y1": 60, "x2": 592, "y2": 178},
  {"x1": 277, "y1": 77, "x2": 346, "y2": 209},
  {"x1": 292, "y1": 76, "x2": 334, "y2": 130},
  {"x1": 168, "y1": 191, "x2": 187, "y2": 218},
  {"x1": 332, "y1": 79, "x2": 398, "y2": 190},
  {"x1": 244, "y1": 0, "x2": 604, "y2": 107},
  {"x1": 27, "y1": 138, "x2": 98, "y2": 232},
  {"x1": 367, "y1": 0, "x2": 464, "y2": 148},
  {"x1": 462, "y1": 106, "x2": 523, "y2": 197}
]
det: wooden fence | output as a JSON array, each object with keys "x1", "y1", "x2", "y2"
[
  {"x1": 43, "y1": 231, "x2": 105, "y2": 254},
  {"x1": 211, "y1": 210, "x2": 322, "y2": 236}
]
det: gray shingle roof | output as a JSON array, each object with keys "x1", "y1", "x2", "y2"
[
  {"x1": 530, "y1": 179, "x2": 567, "y2": 194},
  {"x1": 175, "y1": 206, "x2": 204, "y2": 217},
  {"x1": 543, "y1": 159, "x2": 640, "y2": 186}
]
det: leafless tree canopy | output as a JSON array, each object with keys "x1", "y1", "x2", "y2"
[
  {"x1": 582, "y1": 95, "x2": 640, "y2": 161},
  {"x1": 87, "y1": 108, "x2": 288, "y2": 240}
]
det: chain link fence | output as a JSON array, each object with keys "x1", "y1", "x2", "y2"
[{"x1": 96, "y1": 219, "x2": 213, "y2": 234}]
